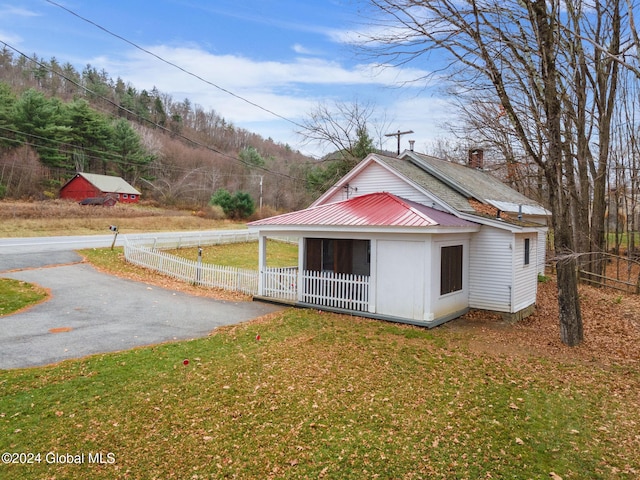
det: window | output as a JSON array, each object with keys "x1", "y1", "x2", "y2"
[
  {"x1": 305, "y1": 238, "x2": 370, "y2": 275},
  {"x1": 123, "y1": 194, "x2": 128, "y2": 199},
  {"x1": 130, "y1": 194, "x2": 136, "y2": 200},
  {"x1": 441, "y1": 245, "x2": 463, "y2": 295},
  {"x1": 524, "y1": 238, "x2": 531, "y2": 266},
  {"x1": 322, "y1": 239, "x2": 335, "y2": 271}
]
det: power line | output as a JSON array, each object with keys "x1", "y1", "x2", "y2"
[
  {"x1": 45, "y1": 0, "x2": 307, "y2": 131},
  {"x1": 0, "y1": 40, "x2": 303, "y2": 181}
]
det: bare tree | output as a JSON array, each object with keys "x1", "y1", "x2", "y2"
[
  {"x1": 298, "y1": 99, "x2": 390, "y2": 160},
  {"x1": 358, "y1": 0, "x2": 632, "y2": 346}
]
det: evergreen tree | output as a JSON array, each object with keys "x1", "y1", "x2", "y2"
[
  {"x1": 109, "y1": 119, "x2": 151, "y2": 182},
  {"x1": 0, "y1": 82, "x2": 17, "y2": 149},
  {"x1": 13, "y1": 89, "x2": 69, "y2": 168},
  {"x1": 239, "y1": 146, "x2": 265, "y2": 167},
  {"x1": 209, "y1": 188, "x2": 255, "y2": 219}
]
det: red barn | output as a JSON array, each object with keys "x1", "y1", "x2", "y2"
[{"x1": 59, "y1": 173, "x2": 141, "y2": 204}]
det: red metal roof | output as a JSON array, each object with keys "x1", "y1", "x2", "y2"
[{"x1": 249, "y1": 192, "x2": 477, "y2": 228}]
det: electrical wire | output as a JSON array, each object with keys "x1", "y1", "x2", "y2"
[{"x1": 44, "y1": 0, "x2": 307, "y2": 131}]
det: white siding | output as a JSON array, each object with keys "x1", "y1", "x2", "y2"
[
  {"x1": 513, "y1": 234, "x2": 538, "y2": 312},
  {"x1": 536, "y1": 229, "x2": 547, "y2": 275},
  {"x1": 430, "y1": 236, "x2": 470, "y2": 320},
  {"x1": 375, "y1": 239, "x2": 427, "y2": 321},
  {"x1": 321, "y1": 162, "x2": 434, "y2": 205},
  {"x1": 468, "y1": 227, "x2": 513, "y2": 312}
]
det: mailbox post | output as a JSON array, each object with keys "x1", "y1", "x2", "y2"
[{"x1": 109, "y1": 225, "x2": 118, "y2": 250}]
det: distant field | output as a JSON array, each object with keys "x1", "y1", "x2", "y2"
[{"x1": 0, "y1": 200, "x2": 245, "y2": 237}]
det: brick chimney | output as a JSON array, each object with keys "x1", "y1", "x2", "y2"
[{"x1": 469, "y1": 148, "x2": 484, "y2": 169}]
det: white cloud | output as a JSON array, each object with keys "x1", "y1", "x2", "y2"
[
  {"x1": 291, "y1": 43, "x2": 317, "y2": 55},
  {"x1": 0, "y1": 5, "x2": 40, "y2": 18},
  {"x1": 94, "y1": 43, "x2": 434, "y2": 118},
  {"x1": 0, "y1": 30, "x2": 24, "y2": 45},
  {"x1": 90, "y1": 42, "x2": 451, "y2": 157},
  {"x1": 373, "y1": 95, "x2": 460, "y2": 153}
]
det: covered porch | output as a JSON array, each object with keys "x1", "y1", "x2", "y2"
[
  {"x1": 258, "y1": 235, "x2": 373, "y2": 312},
  {"x1": 248, "y1": 192, "x2": 480, "y2": 325}
]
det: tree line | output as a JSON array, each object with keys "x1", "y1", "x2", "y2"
[
  {"x1": 0, "y1": 48, "x2": 314, "y2": 210},
  {"x1": 0, "y1": 84, "x2": 150, "y2": 181}
]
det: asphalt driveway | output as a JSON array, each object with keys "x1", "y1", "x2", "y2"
[{"x1": 0, "y1": 255, "x2": 283, "y2": 369}]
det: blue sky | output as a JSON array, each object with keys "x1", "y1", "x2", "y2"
[{"x1": 1, "y1": 0, "x2": 457, "y2": 157}]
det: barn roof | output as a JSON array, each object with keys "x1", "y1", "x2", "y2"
[
  {"x1": 249, "y1": 192, "x2": 477, "y2": 228},
  {"x1": 70, "y1": 173, "x2": 140, "y2": 195}
]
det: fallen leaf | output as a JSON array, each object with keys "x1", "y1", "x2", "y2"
[{"x1": 515, "y1": 437, "x2": 524, "y2": 445}]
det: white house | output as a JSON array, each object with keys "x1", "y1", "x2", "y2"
[{"x1": 248, "y1": 150, "x2": 550, "y2": 327}]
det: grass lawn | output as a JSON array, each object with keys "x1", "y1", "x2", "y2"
[
  {"x1": 0, "y1": 309, "x2": 638, "y2": 479},
  {"x1": 2, "y1": 244, "x2": 639, "y2": 478},
  {"x1": 164, "y1": 239, "x2": 298, "y2": 269},
  {"x1": 0, "y1": 279, "x2": 48, "y2": 316}
]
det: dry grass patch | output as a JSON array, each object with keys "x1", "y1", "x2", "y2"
[
  {"x1": 0, "y1": 200, "x2": 245, "y2": 237},
  {"x1": 446, "y1": 279, "x2": 640, "y2": 367}
]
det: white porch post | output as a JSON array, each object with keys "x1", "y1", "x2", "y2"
[
  {"x1": 297, "y1": 237, "x2": 305, "y2": 302},
  {"x1": 257, "y1": 233, "x2": 267, "y2": 296},
  {"x1": 368, "y1": 239, "x2": 377, "y2": 313}
]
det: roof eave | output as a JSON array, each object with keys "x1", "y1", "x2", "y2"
[
  {"x1": 458, "y1": 212, "x2": 547, "y2": 232},
  {"x1": 248, "y1": 224, "x2": 481, "y2": 235},
  {"x1": 310, "y1": 155, "x2": 378, "y2": 207}
]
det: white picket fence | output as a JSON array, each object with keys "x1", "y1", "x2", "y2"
[
  {"x1": 301, "y1": 270, "x2": 370, "y2": 312},
  {"x1": 129, "y1": 231, "x2": 257, "y2": 250},
  {"x1": 260, "y1": 268, "x2": 370, "y2": 312},
  {"x1": 123, "y1": 235, "x2": 258, "y2": 294},
  {"x1": 262, "y1": 267, "x2": 298, "y2": 301},
  {"x1": 124, "y1": 233, "x2": 370, "y2": 311}
]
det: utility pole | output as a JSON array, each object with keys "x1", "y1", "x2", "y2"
[{"x1": 385, "y1": 129, "x2": 414, "y2": 155}]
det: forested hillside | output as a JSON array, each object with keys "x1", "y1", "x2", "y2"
[{"x1": 0, "y1": 49, "x2": 314, "y2": 210}]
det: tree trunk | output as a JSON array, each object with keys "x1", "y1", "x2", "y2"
[
  {"x1": 531, "y1": 0, "x2": 584, "y2": 346},
  {"x1": 556, "y1": 257, "x2": 584, "y2": 346},
  {"x1": 548, "y1": 173, "x2": 584, "y2": 346}
]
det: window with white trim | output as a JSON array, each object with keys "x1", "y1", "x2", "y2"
[{"x1": 441, "y1": 245, "x2": 463, "y2": 295}]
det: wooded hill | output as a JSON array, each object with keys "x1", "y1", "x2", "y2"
[{"x1": 0, "y1": 49, "x2": 315, "y2": 210}]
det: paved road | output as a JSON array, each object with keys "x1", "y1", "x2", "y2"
[
  {"x1": 0, "y1": 234, "x2": 283, "y2": 369},
  {"x1": 0, "y1": 229, "x2": 247, "y2": 254}
]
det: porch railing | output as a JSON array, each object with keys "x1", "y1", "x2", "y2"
[
  {"x1": 262, "y1": 267, "x2": 298, "y2": 301},
  {"x1": 301, "y1": 270, "x2": 370, "y2": 312},
  {"x1": 260, "y1": 268, "x2": 369, "y2": 312}
]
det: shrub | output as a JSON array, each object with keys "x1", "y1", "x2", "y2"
[
  {"x1": 209, "y1": 189, "x2": 255, "y2": 219},
  {"x1": 233, "y1": 192, "x2": 255, "y2": 219},
  {"x1": 193, "y1": 204, "x2": 225, "y2": 220}
]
